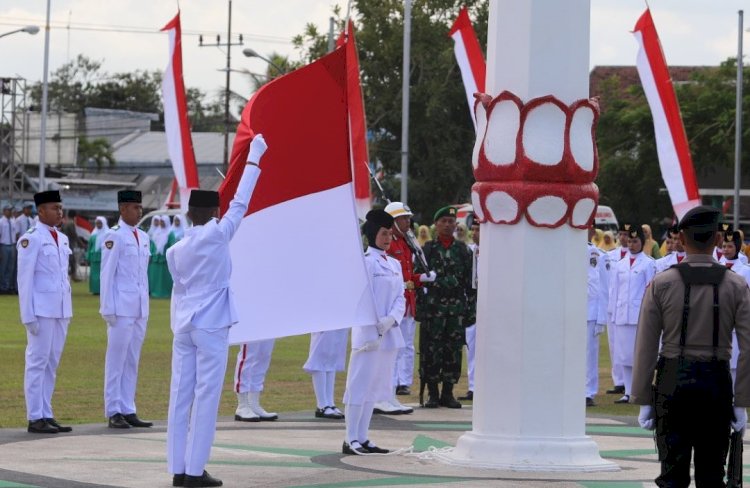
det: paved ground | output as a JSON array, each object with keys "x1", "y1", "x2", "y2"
[{"x1": 0, "y1": 404, "x2": 740, "y2": 488}]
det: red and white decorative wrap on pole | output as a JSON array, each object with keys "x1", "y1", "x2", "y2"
[
  {"x1": 449, "y1": 6, "x2": 486, "y2": 129},
  {"x1": 633, "y1": 9, "x2": 700, "y2": 220},
  {"x1": 161, "y1": 12, "x2": 200, "y2": 213}
]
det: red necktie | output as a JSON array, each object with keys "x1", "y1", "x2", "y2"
[
  {"x1": 676, "y1": 255, "x2": 684, "y2": 263},
  {"x1": 133, "y1": 229, "x2": 139, "y2": 246},
  {"x1": 50, "y1": 228, "x2": 58, "y2": 246},
  {"x1": 727, "y1": 262, "x2": 734, "y2": 269},
  {"x1": 621, "y1": 249, "x2": 627, "y2": 259},
  {"x1": 629, "y1": 257, "x2": 635, "y2": 267}
]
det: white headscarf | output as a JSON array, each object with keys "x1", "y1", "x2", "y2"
[
  {"x1": 147, "y1": 215, "x2": 160, "y2": 238},
  {"x1": 92, "y1": 216, "x2": 109, "y2": 251},
  {"x1": 153, "y1": 214, "x2": 172, "y2": 254},
  {"x1": 171, "y1": 214, "x2": 186, "y2": 240}
]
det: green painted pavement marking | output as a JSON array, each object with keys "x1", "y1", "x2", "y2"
[
  {"x1": 414, "y1": 423, "x2": 471, "y2": 431},
  {"x1": 289, "y1": 476, "x2": 472, "y2": 487},
  {"x1": 579, "y1": 482, "x2": 648, "y2": 488},
  {"x1": 0, "y1": 483, "x2": 40, "y2": 488},
  {"x1": 65, "y1": 457, "x2": 322, "y2": 469},
  {"x1": 585, "y1": 425, "x2": 653, "y2": 437},
  {"x1": 212, "y1": 442, "x2": 334, "y2": 457},
  {"x1": 412, "y1": 434, "x2": 452, "y2": 452},
  {"x1": 599, "y1": 448, "x2": 657, "y2": 458}
]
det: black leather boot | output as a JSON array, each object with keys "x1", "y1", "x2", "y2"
[
  {"x1": 423, "y1": 383, "x2": 440, "y2": 408},
  {"x1": 439, "y1": 382, "x2": 462, "y2": 409}
]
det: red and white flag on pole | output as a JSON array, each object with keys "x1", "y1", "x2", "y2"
[
  {"x1": 218, "y1": 46, "x2": 378, "y2": 344},
  {"x1": 449, "y1": 6, "x2": 486, "y2": 129},
  {"x1": 161, "y1": 12, "x2": 200, "y2": 213},
  {"x1": 337, "y1": 21, "x2": 371, "y2": 221},
  {"x1": 74, "y1": 215, "x2": 93, "y2": 241},
  {"x1": 633, "y1": 9, "x2": 700, "y2": 219}
]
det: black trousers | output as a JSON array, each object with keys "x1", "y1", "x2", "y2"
[{"x1": 654, "y1": 357, "x2": 733, "y2": 488}]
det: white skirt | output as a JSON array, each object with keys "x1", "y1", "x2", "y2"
[
  {"x1": 614, "y1": 323, "x2": 637, "y2": 367},
  {"x1": 343, "y1": 348, "x2": 398, "y2": 404},
  {"x1": 303, "y1": 328, "x2": 349, "y2": 373}
]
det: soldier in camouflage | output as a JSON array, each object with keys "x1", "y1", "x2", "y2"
[{"x1": 417, "y1": 206, "x2": 476, "y2": 408}]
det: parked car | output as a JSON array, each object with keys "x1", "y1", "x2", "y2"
[
  {"x1": 137, "y1": 209, "x2": 191, "y2": 234},
  {"x1": 593, "y1": 205, "x2": 618, "y2": 234}
]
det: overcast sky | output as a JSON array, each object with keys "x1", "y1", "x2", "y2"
[{"x1": 1, "y1": 0, "x2": 748, "y2": 101}]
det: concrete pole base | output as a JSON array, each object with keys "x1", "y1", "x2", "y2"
[{"x1": 438, "y1": 431, "x2": 620, "y2": 472}]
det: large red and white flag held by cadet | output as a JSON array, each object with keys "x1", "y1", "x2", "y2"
[
  {"x1": 633, "y1": 9, "x2": 700, "y2": 219},
  {"x1": 218, "y1": 46, "x2": 378, "y2": 344},
  {"x1": 449, "y1": 6, "x2": 486, "y2": 130},
  {"x1": 161, "y1": 12, "x2": 200, "y2": 213}
]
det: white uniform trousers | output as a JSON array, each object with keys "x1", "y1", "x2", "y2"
[
  {"x1": 465, "y1": 324, "x2": 476, "y2": 392},
  {"x1": 167, "y1": 327, "x2": 229, "y2": 477},
  {"x1": 586, "y1": 321, "x2": 599, "y2": 398},
  {"x1": 607, "y1": 322, "x2": 624, "y2": 386},
  {"x1": 104, "y1": 316, "x2": 148, "y2": 417},
  {"x1": 25, "y1": 317, "x2": 69, "y2": 420},
  {"x1": 234, "y1": 339, "x2": 275, "y2": 393},
  {"x1": 393, "y1": 315, "x2": 416, "y2": 387}
]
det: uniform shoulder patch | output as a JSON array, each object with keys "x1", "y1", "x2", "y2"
[
  {"x1": 105, "y1": 240, "x2": 114, "y2": 249},
  {"x1": 20, "y1": 238, "x2": 29, "y2": 248}
]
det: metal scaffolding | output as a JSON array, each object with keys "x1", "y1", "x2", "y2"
[{"x1": 0, "y1": 77, "x2": 28, "y2": 200}]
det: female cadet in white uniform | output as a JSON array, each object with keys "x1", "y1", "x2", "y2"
[
  {"x1": 604, "y1": 223, "x2": 631, "y2": 395},
  {"x1": 16, "y1": 190, "x2": 73, "y2": 434},
  {"x1": 342, "y1": 210, "x2": 406, "y2": 455},
  {"x1": 303, "y1": 329, "x2": 349, "y2": 419},
  {"x1": 608, "y1": 224, "x2": 656, "y2": 404},
  {"x1": 166, "y1": 134, "x2": 267, "y2": 488},
  {"x1": 654, "y1": 226, "x2": 686, "y2": 274},
  {"x1": 586, "y1": 228, "x2": 609, "y2": 407},
  {"x1": 720, "y1": 230, "x2": 750, "y2": 384}
]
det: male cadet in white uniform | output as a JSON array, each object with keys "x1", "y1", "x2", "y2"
[
  {"x1": 166, "y1": 134, "x2": 267, "y2": 488},
  {"x1": 654, "y1": 226, "x2": 686, "y2": 273},
  {"x1": 0, "y1": 204, "x2": 17, "y2": 294},
  {"x1": 99, "y1": 190, "x2": 153, "y2": 429},
  {"x1": 16, "y1": 190, "x2": 73, "y2": 434},
  {"x1": 608, "y1": 224, "x2": 656, "y2": 404},
  {"x1": 586, "y1": 226, "x2": 608, "y2": 407},
  {"x1": 720, "y1": 229, "x2": 750, "y2": 385},
  {"x1": 233, "y1": 339, "x2": 278, "y2": 421},
  {"x1": 604, "y1": 222, "x2": 631, "y2": 396},
  {"x1": 460, "y1": 215, "x2": 480, "y2": 401}
]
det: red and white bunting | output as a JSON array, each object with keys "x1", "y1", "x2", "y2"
[
  {"x1": 448, "y1": 6, "x2": 486, "y2": 130},
  {"x1": 633, "y1": 9, "x2": 700, "y2": 219}
]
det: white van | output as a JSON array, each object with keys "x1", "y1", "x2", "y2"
[{"x1": 593, "y1": 205, "x2": 618, "y2": 234}]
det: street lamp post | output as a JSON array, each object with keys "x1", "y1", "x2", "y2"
[
  {"x1": 0, "y1": 25, "x2": 40, "y2": 39},
  {"x1": 242, "y1": 48, "x2": 285, "y2": 76},
  {"x1": 40, "y1": 0, "x2": 51, "y2": 192}
]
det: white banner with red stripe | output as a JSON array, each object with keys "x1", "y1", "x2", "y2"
[
  {"x1": 633, "y1": 9, "x2": 700, "y2": 219},
  {"x1": 161, "y1": 12, "x2": 200, "y2": 213},
  {"x1": 449, "y1": 6, "x2": 486, "y2": 130}
]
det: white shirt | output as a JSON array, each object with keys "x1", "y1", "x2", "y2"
[
  {"x1": 99, "y1": 219, "x2": 151, "y2": 318},
  {"x1": 654, "y1": 251, "x2": 686, "y2": 273},
  {"x1": 16, "y1": 223, "x2": 73, "y2": 324},
  {"x1": 0, "y1": 216, "x2": 15, "y2": 245},
  {"x1": 609, "y1": 252, "x2": 656, "y2": 326},
  {"x1": 167, "y1": 164, "x2": 260, "y2": 333},
  {"x1": 14, "y1": 214, "x2": 34, "y2": 239}
]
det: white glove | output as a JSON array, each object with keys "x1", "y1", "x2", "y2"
[
  {"x1": 595, "y1": 324, "x2": 605, "y2": 336},
  {"x1": 103, "y1": 315, "x2": 116, "y2": 326},
  {"x1": 419, "y1": 271, "x2": 437, "y2": 283},
  {"x1": 376, "y1": 316, "x2": 396, "y2": 336},
  {"x1": 732, "y1": 407, "x2": 747, "y2": 434},
  {"x1": 638, "y1": 405, "x2": 655, "y2": 430},
  {"x1": 24, "y1": 322, "x2": 39, "y2": 336},
  {"x1": 247, "y1": 134, "x2": 268, "y2": 165},
  {"x1": 360, "y1": 339, "x2": 380, "y2": 352}
]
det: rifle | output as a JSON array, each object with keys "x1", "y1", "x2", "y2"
[
  {"x1": 727, "y1": 430, "x2": 743, "y2": 488},
  {"x1": 365, "y1": 163, "x2": 430, "y2": 272}
]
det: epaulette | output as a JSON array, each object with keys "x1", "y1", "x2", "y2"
[
  {"x1": 26, "y1": 227, "x2": 35, "y2": 234},
  {"x1": 111, "y1": 225, "x2": 120, "y2": 231}
]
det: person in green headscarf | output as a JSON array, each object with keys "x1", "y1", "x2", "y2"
[
  {"x1": 149, "y1": 215, "x2": 176, "y2": 298},
  {"x1": 86, "y1": 216, "x2": 109, "y2": 294}
]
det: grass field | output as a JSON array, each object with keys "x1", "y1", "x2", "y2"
[{"x1": 0, "y1": 281, "x2": 639, "y2": 428}]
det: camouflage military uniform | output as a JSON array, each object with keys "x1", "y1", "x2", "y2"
[{"x1": 417, "y1": 238, "x2": 475, "y2": 388}]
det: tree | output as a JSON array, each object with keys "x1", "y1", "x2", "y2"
[
  {"x1": 293, "y1": 0, "x2": 488, "y2": 221},
  {"x1": 77, "y1": 136, "x2": 115, "y2": 168}
]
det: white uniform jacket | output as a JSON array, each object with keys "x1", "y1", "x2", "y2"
[
  {"x1": 16, "y1": 224, "x2": 73, "y2": 324},
  {"x1": 587, "y1": 243, "x2": 608, "y2": 324},
  {"x1": 351, "y1": 247, "x2": 406, "y2": 351},
  {"x1": 654, "y1": 251, "x2": 686, "y2": 273},
  {"x1": 715, "y1": 247, "x2": 748, "y2": 264},
  {"x1": 609, "y1": 252, "x2": 656, "y2": 326},
  {"x1": 99, "y1": 220, "x2": 151, "y2": 318},
  {"x1": 167, "y1": 165, "x2": 260, "y2": 334}
]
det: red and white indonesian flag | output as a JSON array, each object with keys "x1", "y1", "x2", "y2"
[
  {"x1": 219, "y1": 47, "x2": 378, "y2": 344},
  {"x1": 633, "y1": 9, "x2": 700, "y2": 219},
  {"x1": 74, "y1": 215, "x2": 93, "y2": 241},
  {"x1": 449, "y1": 6, "x2": 486, "y2": 129},
  {"x1": 161, "y1": 12, "x2": 200, "y2": 213}
]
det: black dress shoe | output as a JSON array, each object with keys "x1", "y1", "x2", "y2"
[
  {"x1": 458, "y1": 390, "x2": 473, "y2": 401},
  {"x1": 44, "y1": 418, "x2": 72, "y2": 432},
  {"x1": 183, "y1": 470, "x2": 222, "y2": 487},
  {"x1": 395, "y1": 385, "x2": 411, "y2": 396},
  {"x1": 173, "y1": 474, "x2": 185, "y2": 487},
  {"x1": 585, "y1": 397, "x2": 596, "y2": 407},
  {"x1": 342, "y1": 441, "x2": 368, "y2": 455},
  {"x1": 108, "y1": 413, "x2": 131, "y2": 429},
  {"x1": 361, "y1": 440, "x2": 389, "y2": 454},
  {"x1": 315, "y1": 407, "x2": 344, "y2": 419},
  {"x1": 28, "y1": 419, "x2": 58, "y2": 434},
  {"x1": 614, "y1": 395, "x2": 631, "y2": 404},
  {"x1": 123, "y1": 413, "x2": 153, "y2": 428},
  {"x1": 606, "y1": 385, "x2": 625, "y2": 395}
]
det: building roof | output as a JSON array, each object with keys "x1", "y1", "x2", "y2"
[{"x1": 112, "y1": 131, "x2": 235, "y2": 168}]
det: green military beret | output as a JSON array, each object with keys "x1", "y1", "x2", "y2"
[{"x1": 433, "y1": 206, "x2": 458, "y2": 222}]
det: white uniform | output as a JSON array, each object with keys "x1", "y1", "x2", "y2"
[
  {"x1": 714, "y1": 247, "x2": 748, "y2": 264},
  {"x1": 166, "y1": 164, "x2": 260, "y2": 478},
  {"x1": 719, "y1": 256, "x2": 750, "y2": 382},
  {"x1": 608, "y1": 251, "x2": 656, "y2": 396},
  {"x1": 0, "y1": 214, "x2": 17, "y2": 292},
  {"x1": 303, "y1": 329, "x2": 349, "y2": 410},
  {"x1": 605, "y1": 246, "x2": 628, "y2": 388},
  {"x1": 464, "y1": 242, "x2": 479, "y2": 393},
  {"x1": 16, "y1": 224, "x2": 73, "y2": 421},
  {"x1": 15, "y1": 213, "x2": 35, "y2": 237},
  {"x1": 99, "y1": 219, "x2": 151, "y2": 418},
  {"x1": 234, "y1": 339, "x2": 276, "y2": 393},
  {"x1": 343, "y1": 246, "x2": 405, "y2": 445},
  {"x1": 586, "y1": 243, "x2": 608, "y2": 399},
  {"x1": 654, "y1": 251, "x2": 686, "y2": 273}
]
